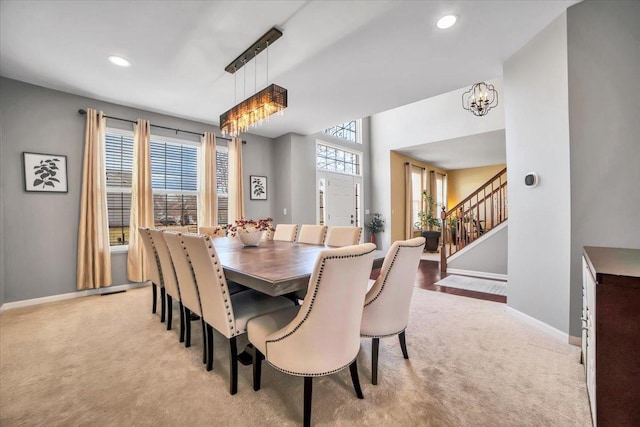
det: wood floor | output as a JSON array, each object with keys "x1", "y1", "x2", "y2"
[{"x1": 372, "y1": 260, "x2": 507, "y2": 304}]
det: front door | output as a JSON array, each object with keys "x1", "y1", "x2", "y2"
[{"x1": 319, "y1": 171, "x2": 361, "y2": 229}]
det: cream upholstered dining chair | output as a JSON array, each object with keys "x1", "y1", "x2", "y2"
[
  {"x1": 247, "y1": 243, "x2": 376, "y2": 427},
  {"x1": 360, "y1": 237, "x2": 425, "y2": 385},
  {"x1": 325, "y1": 226, "x2": 362, "y2": 247},
  {"x1": 159, "y1": 225, "x2": 190, "y2": 233},
  {"x1": 163, "y1": 231, "x2": 208, "y2": 365},
  {"x1": 297, "y1": 224, "x2": 327, "y2": 245},
  {"x1": 149, "y1": 229, "x2": 184, "y2": 339},
  {"x1": 138, "y1": 227, "x2": 165, "y2": 323},
  {"x1": 199, "y1": 226, "x2": 227, "y2": 238},
  {"x1": 181, "y1": 233, "x2": 295, "y2": 395},
  {"x1": 272, "y1": 224, "x2": 298, "y2": 242}
]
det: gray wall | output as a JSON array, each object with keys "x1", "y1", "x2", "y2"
[
  {"x1": 271, "y1": 119, "x2": 373, "y2": 232},
  {"x1": 0, "y1": 77, "x2": 274, "y2": 305},
  {"x1": 504, "y1": 13, "x2": 572, "y2": 334},
  {"x1": 448, "y1": 224, "x2": 508, "y2": 275},
  {"x1": 567, "y1": 0, "x2": 640, "y2": 337}
]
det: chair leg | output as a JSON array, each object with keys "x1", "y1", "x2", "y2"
[
  {"x1": 399, "y1": 331, "x2": 409, "y2": 359},
  {"x1": 303, "y1": 377, "x2": 313, "y2": 427},
  {"x1": 179, "y1": 303, "x2": 185, "y2": 343},
  {"x1": 206, "y1": 324, "x2": 214, "y2": 371},
  {"x1": 166, "y1": 295, "x2": 173, "y2": 331},
  {"x1": 184, "y1": 308, "x2": 192, "y2": 348},
  {"x1": 253, "y1": 348, "x2": 264, "y2": 391},
  {"x1": 201, "y1": 319, "x2": 207, "y2": 364},
  {"x1": 152, "y1": 283, "x2": 158, "y2": 314},
  {"x1": 229, "y1": 336, "x2": 238, "y2": 395},
  {"x1": 372, "y1": 338, "x2": 380, "y2": 385},
  {"x1": 160, "y1": 287, "x2": 166, "y2": 323},
  {"x1": 349, "y1": 360, "x2": 364, "y2": 399}
]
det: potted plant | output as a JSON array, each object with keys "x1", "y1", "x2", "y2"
[
  {"x1": 365, "y1": 213, "x2": 385, "y2": 247},
  {"x1": 415, "y1": 191, "x2": 441, "y2": 252}
]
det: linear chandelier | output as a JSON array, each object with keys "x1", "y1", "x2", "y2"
[
  {"x1": 220, "y1": 27, "x2": 288, "y2": 137},
  {"x1": 461, "y1": 82, "x2": 498, "y2": 117}
]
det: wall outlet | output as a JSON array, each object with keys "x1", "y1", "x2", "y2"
[
  {"x1": 283, "y1": 208, "x2": 287, "y2": 215},
  {"x1": 365, "y1": 209, "x2": 370, "y2": 215}
]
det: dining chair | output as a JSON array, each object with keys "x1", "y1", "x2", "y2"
[
  {"x1": 181, "y1": 233, "x2": 295, "y2": 395},
  {"x1": 138, "y1": 227, "x2": 165, "y2": 323},
  {"x1": 159, "y1": 225, "x2": 190, "y2": 233},
  {"x1": 149, "y1": 229, "x2": 184, "y2": 340},
  {"x1": 360, "y1": 237, "x2": 425, "y2": 385},
  {"x1": 163, "y1": 231, "x2": 208, "y2": 365},
  {"x1": 272, "y1": 224, "x2": 298, "y2": 242},
  {"x1": 325, "y1": 226, "x2": 362, "y2": 247},
  {"x1": 297, "y1": 224, "x2": 327, "y2": 245},
  {"x1": 199, "y1": 226, "x2": 227, "y2": 238},
  {"x1": 247, "y1": 243, "x2": 376, "y2": 427}
]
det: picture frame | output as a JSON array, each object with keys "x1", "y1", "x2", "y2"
[
  {"x1": 23, "y1": 152, "x2": 68, "y2": 193},
  {"x1": 250, "y1": 175, "x2": 267, "y2": 200}
]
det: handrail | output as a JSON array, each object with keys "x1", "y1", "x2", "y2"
[{"x1": 440, "y1": 167, "x2": 508, "y2": 272}]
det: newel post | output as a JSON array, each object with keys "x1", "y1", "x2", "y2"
[{"x1": 440, "y1": 207, "x2": 447, "y2": 273}]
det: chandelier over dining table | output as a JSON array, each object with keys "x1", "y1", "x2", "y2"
[{"x1": 220, "y1": 27, "x2": 288, "y2": 137}]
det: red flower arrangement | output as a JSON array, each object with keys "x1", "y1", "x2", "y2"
[{"x1": 226, "y1": 218, "x2": 274, "y2": 237}]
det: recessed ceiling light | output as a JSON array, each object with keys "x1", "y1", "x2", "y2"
[
  {"x1": 108, "y1": 55, "x2": 131, "y2": 67},
  {"x1": 436, "y1": 15, "x2": 457, "y2": 30}
]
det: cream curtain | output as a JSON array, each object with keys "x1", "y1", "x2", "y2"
[
  {"x1": 404, "y1": 163, "x2": 412, "y2": 240},
  {"x1": 228, "y1": 137, "x2": 245, "y2": 222},
  {"x1": 127, "y1": 119, "x2": 154, "y2": 282},
  {"x1": 77, "y1": 108, "x2": 112, "y2": 290},
  {"x1": 199, "y1": 132, "x2": 218, "y2": 227}
]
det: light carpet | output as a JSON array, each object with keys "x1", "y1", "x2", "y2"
[
  {"x1": 436, "y1": 275, "x2": 507, "y2": 296},
  {"x1": 0, "y1": 286, "x2": 590, "y2": 426}
]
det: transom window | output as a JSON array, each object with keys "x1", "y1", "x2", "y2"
[
  {"x1": 324, "y1": 120, "x2": 360, "y2": 143},
  {"x1": 316, "y1": 143, "x2": 361, "y2": 175}
]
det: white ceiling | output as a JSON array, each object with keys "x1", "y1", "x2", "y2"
[
  {"x1": 397, "y1": 130, "x2": 506, "y2": 170},
  {"x1": 0, "y1": 0, "x2": 576, "y2": 139}
]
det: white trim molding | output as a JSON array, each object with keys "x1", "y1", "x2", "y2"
[
  {"x1": 446, "y1": 268, "x2": 507, "y2": 281},
  {"x1": 505, "y1": 306, "x2": 569, "y2": 343},
  {"x1": 0, "y1": 282, "x2": 149, "y2": 314}
]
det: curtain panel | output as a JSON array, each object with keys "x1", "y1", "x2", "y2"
[
  {"x1": 127, "y1": 119, "x2": 154, "y2": 282},
  {"x1": 228, "y1": 137, "x2": 245, "y2": 222},
  {"x1": 199, "y1": 132, "x2": 218, "y2": 227},
  {"x1": 77, "y1": 108, "x2": 112, "y2": 289}
]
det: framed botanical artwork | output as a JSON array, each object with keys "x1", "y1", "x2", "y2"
[
  {"x1": 250, "y1": 175, "x2": 267, "y2": 200},
  {"x1": 23, "y1": 152, "x2": 68, "y2": 193}
]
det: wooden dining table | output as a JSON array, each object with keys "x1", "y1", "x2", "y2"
[{"x1": 211, "y1": 237, "x2": 386, "y2": 296}]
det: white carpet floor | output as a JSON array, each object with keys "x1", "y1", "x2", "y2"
[{"x1": 436, "y1": 275, "x2": 507, "y2": 296}]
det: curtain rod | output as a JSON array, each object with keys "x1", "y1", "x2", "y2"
[
  {"x1": 77, "y1": 109, "x2": 246, "y2": 144},
  {"x1": 404, "y1": 162, "x2": 426, "y2": 170}
]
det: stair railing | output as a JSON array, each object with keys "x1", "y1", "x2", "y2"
[{"x1": 440, "y1": 167, "x2": 508, "y2": 272}]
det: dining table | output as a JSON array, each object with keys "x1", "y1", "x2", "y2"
[{"x1": 211, "y1": 237, "x2": 386, "y2": 297}]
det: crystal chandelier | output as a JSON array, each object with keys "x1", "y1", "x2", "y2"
[
  {"x1": 461, "y1": 82, "x2": 498, "y2": 117},
  {"x1": 220, "y1": 27, "x2": 288, "y2": 137}
]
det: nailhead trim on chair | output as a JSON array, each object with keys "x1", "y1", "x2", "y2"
[
  {"x1": 144, "y1": 228, "x2": 164, "y2": 286},
  {"x1": 360, "y1": 327, "x2": 407, "y2": 339},
  {"x1": 264, "y1": 247, "x2": 376, "y2": 375},
  {"x1": 266, "y1": 355, "x2": 359, "y2": 378},
  {"x1": 152, "y1": 229, "x2": 183, "y2": 301},
  {"x1": 364, "y1": 240, "x2": 425, "y2": 307},
  {"x1": 175, "y1": 232, "x2": 206, "y2": 320},
  {"x1": 202, "y1": 235, "x2": 238, "y2": 336}
]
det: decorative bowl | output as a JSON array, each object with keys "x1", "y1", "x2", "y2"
[{"x1": 237, "y1": 229, "x2": 263, "y2": 247}]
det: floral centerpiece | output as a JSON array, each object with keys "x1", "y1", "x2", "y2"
[{"x1": 227, "y1": 218, "x2": 274, "y2": 246}]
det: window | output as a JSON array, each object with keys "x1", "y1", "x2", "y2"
[
  {"x1": 316, "y1": 143, "x2": 361, "y2": 175},
  {"x1": 150, "y1": 138, "x2": 198, "y2": 232},
  {"x1": 324, "y1": 120, "x2": 360, "y2": 143},
  {"x1": 105, "y1": 129, "x2": 229, "y2": 246}
]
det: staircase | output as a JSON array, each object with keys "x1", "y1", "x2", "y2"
[{"x1": 440, "y1": 167, "x2": 508, "y2": 273}]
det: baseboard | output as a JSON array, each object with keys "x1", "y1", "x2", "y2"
[
  {"x1": 0, "y1": 282, "x2": 149, "y2": 314},
  {"x1": 505, "y1": 306, "x2": 569, "y2": 343},
  {"x1": 568, "y1": 335, "x2": 582, "y2": 347},
  {"x1": 446, "y1": 268, "x2": 507, "y2": 281}
]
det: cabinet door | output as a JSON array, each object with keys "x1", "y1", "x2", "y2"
[{"x1": 584, "y1": 257, "x2": 597, "y2": 425}]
